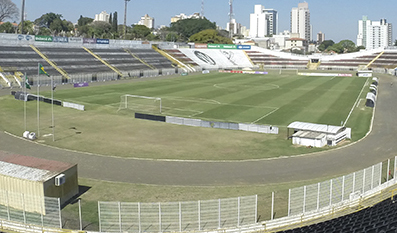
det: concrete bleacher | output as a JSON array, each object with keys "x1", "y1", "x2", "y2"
[
  {"x1": 0, "y1": 46, "x2": 46, "y2": 77},
  {"x1": 163, "y1": 49, "x2": 199, "y2": 67},
  {"x1": 0, "y1": 45, "x2": 174, "y2": 81},
  {"x1": 278, "y1": 197, "x2": 397, "y2": 233},
  {"x1": 178, "y1": 48, "x2": 254, "y2": 69}
]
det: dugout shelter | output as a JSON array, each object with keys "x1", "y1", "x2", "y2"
[{"x1": 288, "y1": 121, "x2": 351, "y2": 147}]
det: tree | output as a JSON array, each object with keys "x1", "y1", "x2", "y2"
[
  {"x1": 0, "y1": 0, "x2": 18, "y2": 22},
  {"x1": 394, "y1": 40, "x2": 397, "y2": 46},
  {"x1": 0, "y1": 21, "x2": 15, "y2": 33},
  {"x1": 19, "y1": 20, "x2": 34, "y2": 34},
  {"x1": 189, "y1": 29, "x2": 233, "y2": 44},
  {"x1": 318, "y1": 40, "x2": 334, "y2": 52},
  {"x1": 91, "y1": 21, "x2": 111, "y2": 38},
  {"x1": 165, "y1": 32, "x2": 179, "y2": 42},
  {"x1": 338, "y1": 39, "x2": 356, "y2": 53},
  {"x1": 34, "y1": 13, "x2": 63, "y2": 28},
  {"x1": 78, "y1": 15, "x2": 93, "y2": 27},
  {"x1": 77, "y1": 16, "x2": 94, "y2": 37},
  {"x1": 112, "y1": 12, "x2": 118, "y2": 33},
  {"x1": 130, "y1": 24, "x2": 151, "y2": 39},
  {"x1": 169, "y1": 18, "x2": 216, "y2": 41}
]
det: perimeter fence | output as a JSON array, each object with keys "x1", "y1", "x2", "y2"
[
  {"x1": 0, "y1": 190, "x2": 61, "y2": 229},
  {"x1": 166, "y1": 116, "x2": 279, "y2": 134},
  {"x1": 98, "y1": 195, "x2": 257, "y2": 232}
]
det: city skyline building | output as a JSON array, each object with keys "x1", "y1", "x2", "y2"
[
  {"x1": 138, "y1": 14, "x2": 155, "y2": 29},
  {"x1": 170, "y1": 13, "x2": 201, "y2": 23},
  {"x1": 226, "y1": 18, "x2": 241, "y2": 36},
  {"x1": 317, "y1": 31, "x2": 325, "y2": 44},
  {"x1": 290, "y1": 2, "x2": 311, "y2": 41},
  {"x1": 249, "y1": 5, "x2": 278, "y2": 38},
  {"x1": 94, "y1": 11, "x2": 110, "y2": 22},
  {"x1": 357, "y1": 16, "x2": 392, "y2": 50}
]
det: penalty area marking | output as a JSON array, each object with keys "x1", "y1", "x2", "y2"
[
  {"x1": 251, "y1": 107, "x2": 279, "y2": 124},
  {"x1": 213, "y1": 83, "x2": 280, "y2": 91}
]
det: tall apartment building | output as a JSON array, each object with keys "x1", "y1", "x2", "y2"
[
  {"x1": 249, "y1": 5, "x2": 278, "y2": 38},
  {"x1": 357, "y1": 16, "x2": 393, "y2": 50},
  {"x1": 226, "y1": 19, "x2": 242, "y2": 35},
  {"x1": 290, "y1": 2, "x2": 311, "y2": 41},
  {"x1": 317, "y1": 31, "x2": 325, "y2": 44},
  {"x1": 171, "y1": 13, "x2": 201, "y2": 23},
  {"x1": 138, "y1": 14, "x2": 155, "y2": 29},
  {"x1": 94, "y1": 11, "x2": 110, "y2": 22}
]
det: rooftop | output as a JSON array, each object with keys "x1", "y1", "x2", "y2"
[
  {"x1": 288, "y1": 121, "x2": 345, "y2": 134},
  {"x1": 0, "y1": 151, "x2": 76, "y2": 182}
]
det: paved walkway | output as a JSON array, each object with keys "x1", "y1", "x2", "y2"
[{"x1": 0, "y1": 75, "x2": 396, "y2": 186}]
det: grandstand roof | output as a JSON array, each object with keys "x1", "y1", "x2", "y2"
[{"x1": 288, "y1": 121, "x2": 345, "y2": 134}]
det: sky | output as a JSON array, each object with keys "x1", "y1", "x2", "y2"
[{"x1": 11, "y1": 0, "x2": 397, "y2": 43}]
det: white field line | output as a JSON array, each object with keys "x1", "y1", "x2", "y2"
[
  {"x1": 343, "y1": 78, "x2": 370, "y2": 127},
  {"x1": 251, "y1": 107, "x2": 279, "y2": 124},
  {"x1": 162, "y1": 96, "x2": 221, "y2": 105},
  {"x1": 356, "y1": 99, "x2": 363, "y2": 108},
  {"x1": 213, "y1": 83, "x2": 280, "y2": 90},
  {"x1": 330, "y1": 75, "x2": 337, "y2": 80}
]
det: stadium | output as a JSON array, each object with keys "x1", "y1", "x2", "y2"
[{"x1": 0, "y1": 32, "x2": 397, "y2": 233}]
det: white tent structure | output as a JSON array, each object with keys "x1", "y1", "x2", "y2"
[{"x1": 288, "y1": 121, "x2": 352, "y2": 147}]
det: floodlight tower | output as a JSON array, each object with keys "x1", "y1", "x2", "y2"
[
  {"x1": 124, "y1": 0, "x2": 131, "y2": 38},
  {"x1": 228, "y1": 0, "x2": 234, "y2": 38}
]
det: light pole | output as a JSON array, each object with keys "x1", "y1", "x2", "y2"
[
  {"x1": 124, "y1": 0, "x2": 131, "y2": 38},
  {"x1": 20, "y1": 0, "x2": 25, "y2": 34}
]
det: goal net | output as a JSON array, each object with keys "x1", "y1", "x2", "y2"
[{"x1": 118, "y1": 95, "x2": 162, "y2": 114}]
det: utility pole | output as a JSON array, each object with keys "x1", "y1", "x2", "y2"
[
  {"x1": 124, "y1": 0, "x2": 131, "y2": 38},
  {"x1": 201, "y1": 0, "x2": 204, "y2": 18},
  {"x1": 20, "y1": 0, "x2": 25, "y2": 33}
]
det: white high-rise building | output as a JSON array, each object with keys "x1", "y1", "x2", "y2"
[
  {"x1": 94, "y1": 11, "x2": 110, "y2": 22},
  {"x1": 226, "y1": 19, "x2": 242, "y2": 35},
  {"x1": 138, "y1": 14, "x2": 155, "y2": 29},
  {"x1": 249, "y1": 5, "x2": 278, "y2": 38},
  {"x1": 290, "y1": 2, "x2": 311, "y2": 41},
  {"x1": 357, "y1": 16, "x2": 393, "y2": 50}
]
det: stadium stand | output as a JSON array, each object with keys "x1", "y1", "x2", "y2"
[
  {"x1": 163, "y1": 49, "x2": 200, "y2": 67},
  {"x1": 178, "y1": 48, "x2": 254, "y2": 69},
  {"x1": 277, "y1": 196, "x2": 397, "y2": 233},
  {"x1": 0, "y1": 45, "x2": 174, "y2": 81},
  {"x1": 0, "y1": 45, "x2": 46, "y2": 77},
  {"x1": 246, "y1": 50, "x2": 308, "y2": 68}
]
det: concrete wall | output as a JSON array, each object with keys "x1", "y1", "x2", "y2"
[{"x1": 43, "y1": 164, "x2": 78, "y2": 206}]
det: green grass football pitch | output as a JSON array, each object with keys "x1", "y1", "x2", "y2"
[
  {"x1": 0, "y1": 70, "x2": 373, "y2": 160},
  {"x1": 55, "y1": 71, "x2": 367, "y2": 127}
]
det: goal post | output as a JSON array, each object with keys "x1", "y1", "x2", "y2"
[{"x1": 118, "y1": 94, "x2": 162, "y2": 114}]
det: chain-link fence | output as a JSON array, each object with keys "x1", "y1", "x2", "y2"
[
  {"x1": 98, "y1": 195, "x2": 257, "y2": 232},
  {"x1": 0, "y1": 190, "x2": 61, "y2": 229}
]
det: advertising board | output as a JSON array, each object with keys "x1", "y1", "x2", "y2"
[
  {"x1": 96, "y1": 39, "x2": 110, "y2": 44},
  {"x1": 237, "y1": 45, "x2": 251, "y2": 50},
  {"x1": 83, "y1": 38, "x2": 97, "y2": 44},
  {"x1": 35, "y1": 35, "x2": 53, "y2": 42},
  {"x1": 53, "y1": 36, "x2": 69, "y2": 43},
  {"x1": 207, "y1": 44, "x2": 237, "y2": 49},
  {"x1": 69, "y1": 37, "x2": 83, "y2": 44}
]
